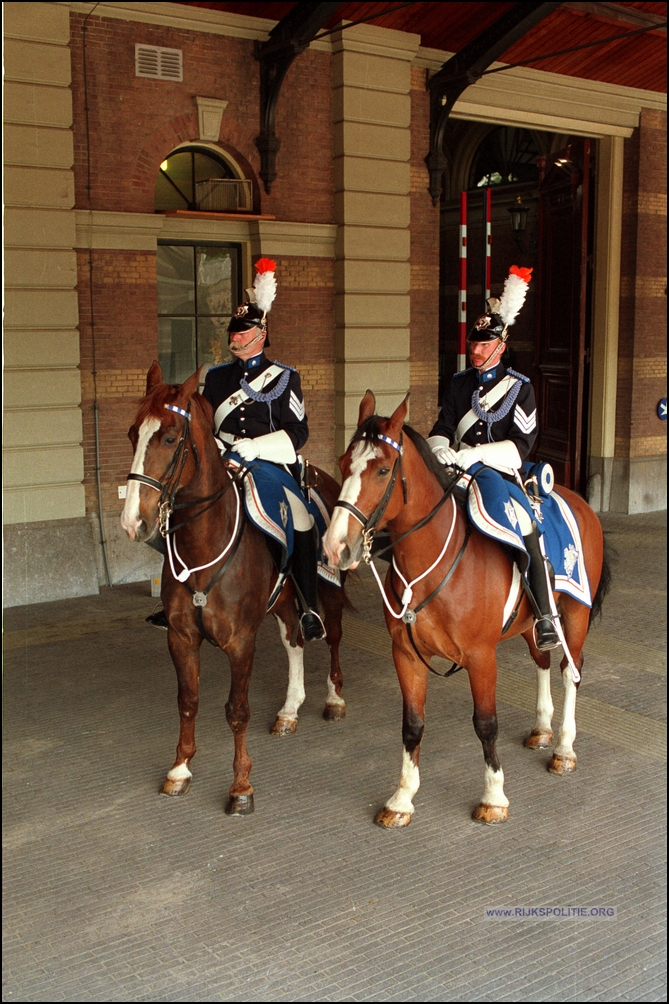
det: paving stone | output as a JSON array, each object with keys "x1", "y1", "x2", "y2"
[{"x1": 2, "y1": 511, "x2": 666, "y2": 1002}]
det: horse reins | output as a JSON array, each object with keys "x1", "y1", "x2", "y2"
[
  {"x1": 127, "y1": 403, "x2": 248, "y2": 640},
  {"x1": 336, "y1": 429, "x2": 478, "y2": 677},
  {"x1": 333, "y1": 432, "x2": 408, "y2": 562}
]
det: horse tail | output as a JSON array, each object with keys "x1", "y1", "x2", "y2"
[{"x1": 588, "y1": 532, "x2": 615, "y2": 628}]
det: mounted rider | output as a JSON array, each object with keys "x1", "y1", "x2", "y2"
[
  {"x1": 427, "y1": 265, "x2": 559, "y2": 651},
  {"x1": 148, "y1": 259, "x2": 326, "y2": 642}
]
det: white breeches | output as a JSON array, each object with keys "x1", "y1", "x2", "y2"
[
  {"x1": 285, "y1": 488, "x2": 314, "y2": 532},
  {"x1": 511, "y1": 497, "x2": 534, "y2": 537}
]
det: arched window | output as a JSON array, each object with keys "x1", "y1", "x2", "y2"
[
  {"x1": 155, "y1": 145, "x2": 251, "y2": 212},
  {"x1": 469, "y1": 127, "x2": 541, "y2": 190}
]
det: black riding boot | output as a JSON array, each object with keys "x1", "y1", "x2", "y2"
[
  {"x1": 523, "y1": 523, "x2": 560, "y2": 651},
  {"x1": 291, "y1": 527, "x2": 326, "y2": 641}
]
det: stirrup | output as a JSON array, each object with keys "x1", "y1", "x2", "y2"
[
  {"x1": 300, "y1": 610, "x2": 326, "y2": 642},
  {"x1": 146, "y1": 609, "x2": 169, "y2": 630},
  {"x1": 534, "y1": 616, "x2": 559, "y2": 651}
]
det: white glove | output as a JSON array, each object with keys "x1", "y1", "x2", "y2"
[
  {"x1": 237, "y1": 430, "x2": 297, "y2": 465},
  {"x1": 427, "y1": 435, "x2": 458, "y2": 467},
  {"x1": 454, "y1": 441, "x2": 522, "y2": 473},
  {"x1": 233, "y1": 438, "x2": 260, "y2": 461}
]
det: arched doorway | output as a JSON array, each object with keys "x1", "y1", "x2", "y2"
[{"x1": 438, "y1": 122, "x2": 594, "y2": 492}]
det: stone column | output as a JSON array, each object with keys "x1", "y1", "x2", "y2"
[
  {"x1": 4, "y1": 2, "x2": 99, "y2": 604},
  {"x1": 332, "y1": 23, "x2": 420, "y2": 456}
]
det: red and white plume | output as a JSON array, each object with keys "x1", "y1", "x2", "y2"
[
  {"x1": 253, "y1": 258, "x2": 277, "y2": 315},
  {"x1": 498, "y1": 265, "x2": 532, "y2": 328}
]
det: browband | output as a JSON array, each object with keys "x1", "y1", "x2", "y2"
[
  {"x1": 165, "y1": 404, "x2": 190, "y2": 419},
  {"x1": 363, "y1": 432, "x2": 403, "y2": 454}
]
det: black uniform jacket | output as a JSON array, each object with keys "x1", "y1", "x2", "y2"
[
  {"x1": 203, "y1": 352, "x2": 309, "y2": 454},
  {"x1": 429, "y1": 362, "x2": 537, "y2": 462}
]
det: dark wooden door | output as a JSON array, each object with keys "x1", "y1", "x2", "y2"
[{"x1": 534, "y1": 139, "x2": 592, "y2": 492}]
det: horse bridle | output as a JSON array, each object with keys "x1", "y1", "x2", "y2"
[
  {"x1": 333, "y1": 432, "x2": 408, "y2": 562},
  {"x1": 126, "y1": 403, "x2": 230, "y2": 536}
]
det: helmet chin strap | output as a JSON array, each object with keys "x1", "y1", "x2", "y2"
[
  {"x1": 228, "y1": 327, "x2": 266, "y2": 355},
  {"x1": 471, "y1": 337, "x2": 506, "y2": 372}
]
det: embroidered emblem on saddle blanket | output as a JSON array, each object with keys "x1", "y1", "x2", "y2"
[
  {"x1": 465, "y1": 465, "x2": 592, "y2": 607},
  {"x1": 226, "y1": 455, "x2": 341, "y2": 588}
]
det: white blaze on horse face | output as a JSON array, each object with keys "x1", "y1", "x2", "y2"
[
  {"x1": 324, "y1": 440, "x2": 381, "y2": 564},
  {"x1": 385, "y1": 749, "x2": 420, "y2": 815},
  {"x1": 120, "y1": 416, "x2": 160, "y2": 538}
]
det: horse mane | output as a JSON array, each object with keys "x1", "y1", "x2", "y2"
[{"x1": 350, "y1": 416, "x2": 456, "y2": 492}]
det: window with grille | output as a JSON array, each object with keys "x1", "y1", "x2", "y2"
[
  {"x1": 157, "y1": 242, "x2": 242, "y2": 384},
  {"x1": 135, "y1": 45, "x2": 183, "y2": 81}
]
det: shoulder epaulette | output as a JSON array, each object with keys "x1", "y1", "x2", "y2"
[
  {"x1": 272, "y1": 359, "x2": 297, "y2": 373},
  {"x1": 506, "y1": 367, "x2": 530, "y2": 384},
  {"x1": 453, "y1": 368, "x2": 472, "y2": 378}
]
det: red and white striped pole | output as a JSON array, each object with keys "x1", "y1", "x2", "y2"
[
  {"x1": 484, "y1": 186, "x2": 492, "y2": 302},
  {"x1": 458, "y1": 191, "x2": 467, "y2": 372}
]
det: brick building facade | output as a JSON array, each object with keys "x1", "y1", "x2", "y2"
[{"x1": 3, "y1": 1, "x2": 666, "y2": 605}]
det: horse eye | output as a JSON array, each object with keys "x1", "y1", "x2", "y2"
[
  {"x1": 163, "y1": 434, "x2": 177, "y2": 446},
  {"x1": 378, "y1": 467, "x2": 390, "y2": 477}
]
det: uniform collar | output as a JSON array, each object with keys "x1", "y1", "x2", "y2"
[
  {"x1": 239, "y1": 351, "x2": 266, "y2": 373},
  {"x1": 477, "y1": 361, "x2": 506, "y2": 386}
]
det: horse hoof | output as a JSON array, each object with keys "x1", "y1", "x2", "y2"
[
  {"x1": 323, "y1": 703, "x2": 346, "y2": 722},
  {"x1": 548, "y1": 753, "x2": 577, "y2": 775},
  {"x1": 161, "y1": 776, "x2": 191, "y2": 797},
  {"x1": 225, "y1": 793, "x2": 254, "y2": 816},
  {"x1": 374, "y1": 807, "x2": 412, "y2": 829},
  {"x1": 472, "y1": 803, "x2": 509, "y2": 824},
  {"x1": 524, "y1": 730, "x2": 554, "y2": 750},
  {"x1": 270, "y1": 716, "x2": 297, "y2": 736}
]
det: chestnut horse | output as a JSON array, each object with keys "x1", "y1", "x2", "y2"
[
  {"x1": 121, "y1": 362, "x2": 348, "y2": 815},
  {"x1": 323, "y1": 392, "x2": 609, "y2": 828}
]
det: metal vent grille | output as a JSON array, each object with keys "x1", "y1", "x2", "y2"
[
  {"x1": 195, "y1": 179, "x2": 253, "y2": 213},
  {"x1": 135, "y1": 45, "x2": 183, "y2": 81}
]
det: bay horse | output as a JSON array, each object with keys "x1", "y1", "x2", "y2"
[
  {"x1": 121, "y1": 361, "x2": 348, "y2": 815},
  {"x1": 323, "y1": 391, "x2": 610, "y2": 828}
]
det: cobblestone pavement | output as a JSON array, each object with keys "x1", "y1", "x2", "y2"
[{"x1": 3, "y1": 511, "x2": 666, "y2": 1003}]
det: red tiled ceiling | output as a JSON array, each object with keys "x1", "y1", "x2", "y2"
[{"x1": 177, "y1": 2, "x2": 667, "y2": 91}]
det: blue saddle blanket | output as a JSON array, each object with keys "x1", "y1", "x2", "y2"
[
  {"x1": 226, "y1": 454, "x2": 340, "y2": 588},
  {"x1": 465, "y1": 464, "x2": 591, "y2": 607}
]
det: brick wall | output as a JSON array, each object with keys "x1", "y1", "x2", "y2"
[
  {"x1": 77, "y1": 249, "x2": 159, "y2": 513},
  {"x1": 70, "y1": 12, "x2": 333, "y2": 223},
  {"x1": 616, "y1": 109, "x2": 667, "y2": 460},
  {"x1": 409, "y1": 66, "x2": 440, "y2": 437},
  {"x1": 265, "y1": 256, "x2": 335, "y2": 474},
  {"x1": 70, "y1": 10, "x2": 337, "y2": 503}
]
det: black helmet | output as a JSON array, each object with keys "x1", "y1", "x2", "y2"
[{"x1": 468, "y1": 298, "x2": 508, "y2": 343}]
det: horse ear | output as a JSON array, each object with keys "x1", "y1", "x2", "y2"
[
  {"x1": 179, "y1": 367, "x2": 202, "y2": 403},
  {"x1": 357, "y1": 390, "x2": 376, "y2": 427},
  {"x1": 146, "y1": 360, "x2": 163, "y2": 393},
  {"x1": 388, "y1": 392, "x2": 409, "y2": 432}
]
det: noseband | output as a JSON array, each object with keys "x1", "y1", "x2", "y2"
[{"x1": 333, "y1": 432, "x2": 408, "y2": 561}]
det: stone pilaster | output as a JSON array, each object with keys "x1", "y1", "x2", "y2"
[{"x1": 332, "y1": 23, "x2": 420, "y2": 454}]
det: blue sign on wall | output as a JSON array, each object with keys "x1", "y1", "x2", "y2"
[{"x1": 658, "y1": 399, "x2": 667, "y2": 420}]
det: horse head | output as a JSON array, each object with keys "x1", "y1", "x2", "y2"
[
  {"x1": 323, "y1": 390, "x2": 409, "y2": 570},
  {"x1": 121, "y1": 362, "x2": 211, "y2": 543}
]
